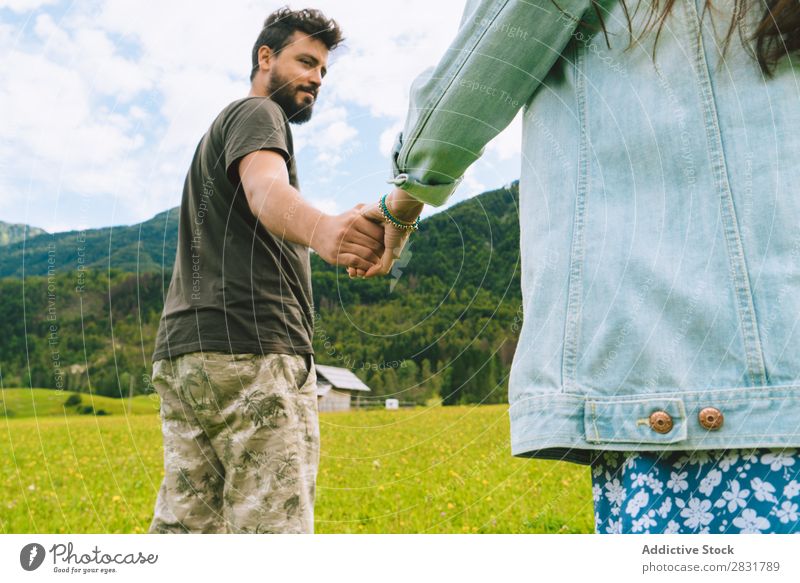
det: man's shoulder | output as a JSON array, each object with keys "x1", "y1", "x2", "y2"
[{"x1": 218, "y1": 96, "x2": 288, "y2": 125}]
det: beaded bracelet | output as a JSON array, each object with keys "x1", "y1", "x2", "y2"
[{"x1": 379, "y1": 194, "x2": 420, "y2": 231}]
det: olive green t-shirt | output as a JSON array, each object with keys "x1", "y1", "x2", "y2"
[{"x1": 152, "y1": 97, "x2": 314, "y2": 362}]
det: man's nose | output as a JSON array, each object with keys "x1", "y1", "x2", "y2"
[{"x1": 308, "y1": 68, "x2": 323, "y2": 87}]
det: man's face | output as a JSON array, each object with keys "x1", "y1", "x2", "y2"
[{"x1": 265, "y1": 31, "x2": 329, "y2": 124}]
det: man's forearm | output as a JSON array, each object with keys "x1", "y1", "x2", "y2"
[
  {"x1": 246, "y1": 177, "x2": 325, "y2": 249},
  {"x1": 245, "y1": 177, "x2": 385, "y2": 271},
  {"x1": 238, "y1": 149, "x2": 384, "y2": 271}
]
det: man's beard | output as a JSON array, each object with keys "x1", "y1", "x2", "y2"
[{"x1": 267, "y1": 72, "x2": 315, "y2": 124}]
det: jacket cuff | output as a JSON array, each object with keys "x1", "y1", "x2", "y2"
[{"x1": 389, "y1": 132, "x2": 461, "y2": 207}]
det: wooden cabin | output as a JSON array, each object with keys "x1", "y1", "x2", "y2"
[{"x1": 315, "y1": 364, "x2": 371, "y2": 412}]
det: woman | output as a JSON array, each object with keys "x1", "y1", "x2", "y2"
[{"x1": 361, "y1": 0, "x2": 800, "y2": 533}]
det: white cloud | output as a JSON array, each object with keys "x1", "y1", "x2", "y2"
[
  {"x1": 0, "y1": 0, "x2": 56, "y2": 12},
  {"x1": 0, "y1": 9, "x2": 163, "y2": 228},
  {"x1": 453, "y1": 165, "x2": 487, "y2": 203},
  {"x1": 307, "y1": 196, "x2": 339, "y2": 215},
  {"x1": 379, "y1": 122, "x2": 402, "y2": 158},
  {"x1": 155, "y1": 67, "x2": 242, "y2": 155},
  {"x1": 293, "y1": 104, "x2": 359, "y2": 172},
  {"x1": 33, "y1": 14, "x2": 153, "y2": 100},
  {"x1": 312, "y1": 0, "x2": 464, "y2": 119},
  {"x1": 0, "y1": 2, "x2": 250, "y2": 228},
  {"x1": 92, "y1": 0, "x2": 253, "y2": 77},
  {"x1": 322, "y1": 120, "x2": 358, "y2": 150},
  {"x1": 2, "y1": 0, "x2": 505, "y2": 232},
  {"x1": 33, "y1": 12, "x2": 68, "y2": 44},
  {"x1": 0, "y1": 51, "x2": 136, "y2": 179},
  {"x1": 486, "y1": 112, "x2": 523, "y2": 161}
]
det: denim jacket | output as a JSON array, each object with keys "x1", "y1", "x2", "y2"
[{"x1": 391, "y1": 0, "x2": 800, "y2": 464}]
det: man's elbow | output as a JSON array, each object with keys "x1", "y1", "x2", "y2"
[{"x1": 243, "y1": 182, "x2": 270, "y2": 217}]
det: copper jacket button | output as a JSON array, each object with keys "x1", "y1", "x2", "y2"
[
  {"x1": 649, "y1": 411, "x2": 673, "y2": 434},
  {"x1": 699, "y1": 407, "x2": 724, "y2": 430}
]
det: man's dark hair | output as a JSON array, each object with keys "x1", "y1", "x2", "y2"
[{"x1": 250, "y1": 7, "x2": 344, "y2": 81}]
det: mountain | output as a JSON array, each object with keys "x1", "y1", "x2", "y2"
[
  {"x1": 0, "y1": 221, "x2": 47, "y2": 247},
  {"x1": 0, "y1": 184, "x2": 521, "y2": 300},
  {"x1": 0, "y1": 208, "x2": 179, "y2": 278}
]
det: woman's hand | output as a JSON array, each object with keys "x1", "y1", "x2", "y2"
[{"x1": 347, "y1": 188, "x2": 424, "y2": 278}]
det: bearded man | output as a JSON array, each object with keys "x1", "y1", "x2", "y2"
[{"x1": 149, "y1": 8, "x2": 384, "y2": 534}]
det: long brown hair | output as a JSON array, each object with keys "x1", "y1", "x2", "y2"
[{"x1": 584, "y1": 0, "x2": 800, "y2": 75}]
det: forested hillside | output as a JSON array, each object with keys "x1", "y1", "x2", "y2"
[{"x1": 0, "y1": 221, "x2": 47, "y2": 247}]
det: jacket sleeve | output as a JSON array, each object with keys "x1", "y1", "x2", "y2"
[{"x1": 390, "y1": 0, "x2": 591, "y2": 206}]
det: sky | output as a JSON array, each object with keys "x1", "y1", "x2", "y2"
[{"x1": 0, "y1": 0, "x2": 522, "y2": 233}]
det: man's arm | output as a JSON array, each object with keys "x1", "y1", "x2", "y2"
[{"x1": 238, "y1": 149, "x2": 385, "y2": 271}]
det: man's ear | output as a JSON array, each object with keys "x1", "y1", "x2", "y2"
[{"x1": 257, "y1": 45, "x2": 272, "y2": 74}]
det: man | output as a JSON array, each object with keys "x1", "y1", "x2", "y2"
[{"x1": 149, "y1": 7, "x2": 385, "y2": 534}]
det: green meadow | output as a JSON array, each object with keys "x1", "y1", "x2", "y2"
[
  {"x1": 0, "y1": 388, "x2": 593, "y2": 534},
  {"x1": 0, "y1": 388, "x2": 160, "y2": 418}
]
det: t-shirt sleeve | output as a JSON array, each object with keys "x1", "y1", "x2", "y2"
[{"x1": 222, "y1": 99, "x2": 291, "y2": 187}]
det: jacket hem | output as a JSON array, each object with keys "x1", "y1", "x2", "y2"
[{"x1": 509, "y1": 384, "x2": 800, "y2": 466}]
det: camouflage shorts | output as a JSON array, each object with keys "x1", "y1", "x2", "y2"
[{"x1": 148, "y1": 352, "x2": 319, "y2": 534}]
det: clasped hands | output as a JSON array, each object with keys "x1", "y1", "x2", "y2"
[{"x1": 312, "y1": 188, "x2": 423, "y2": 279}]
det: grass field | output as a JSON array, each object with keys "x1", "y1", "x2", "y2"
[
  {"x1": 0, "y1": 389, "x2": 594, "y2": 534},
  {"x1": 1, "y1": 388, "x2": 160, "y2": 418}
]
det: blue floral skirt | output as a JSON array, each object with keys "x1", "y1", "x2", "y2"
[{"x1": 592, "y1": 448, "x2": 800, "y2": 533}]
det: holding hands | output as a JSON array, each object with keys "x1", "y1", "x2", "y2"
[
  {"x1": 310, "y1": 204, "x2": 387, "y2": 272},
  {"x1": 348, "y1": 188, "x2": 424, "y2": 279},
  {"x1": 311, "y1": 188, "x2": 422, "y2": 278}
]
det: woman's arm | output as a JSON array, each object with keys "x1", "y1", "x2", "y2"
[{"x1": 390, "y1": 0, "x2": 591, "y2": 207}]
